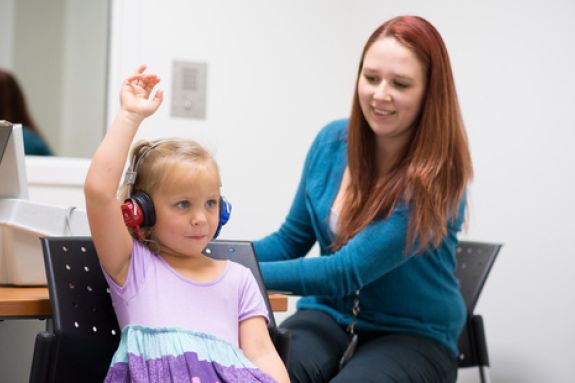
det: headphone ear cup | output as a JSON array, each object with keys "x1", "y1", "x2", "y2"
[
  {"x1": 130, "y1": 191, "x2": 156, "y2": 227},
  {"x1": 214, "y1": 197, "x2": 231, "y2": 239},
  {"x1": 121, "y1": 199, "x2": 144, "y2": 229}
]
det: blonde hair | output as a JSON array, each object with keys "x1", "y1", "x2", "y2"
[{"x1": 119, "y1": 138, "x2": 220, "y2": 244}]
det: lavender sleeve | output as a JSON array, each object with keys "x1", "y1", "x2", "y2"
[
  {"x1": 238, "y1": 267, "x2": 270, "y2": 324},
  {"x1": 102, "y1": 239, "x2": 149, "y2": 303}
]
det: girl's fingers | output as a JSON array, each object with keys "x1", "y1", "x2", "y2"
[
  {"x1": 135, "y1": 64, "x2": 146, "y2": 75},
  {"x1": 141, "y1": 73, "x2": 160, "y2": 83},
  {"x1": 125, "y1": 74, "x2": 159, "y2": 88},
  {"x1": 125, "y1": 75, "x2": 142, "y2": 86},
  {"x1": 124, "y1": 67, "x2": 160, "y2": 99},
  {"x1": 152, "y1": 89, "x2": 164, "y2": 106},
  {"x1": 123, "y1": 65, "x2": 147, "y2": 84}
]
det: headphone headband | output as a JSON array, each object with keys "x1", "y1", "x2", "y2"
[{"x1": 123, "y1": 140, "x2": 168, "y2": 197}]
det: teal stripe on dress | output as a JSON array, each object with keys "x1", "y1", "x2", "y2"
[{"x1": 110, "y1": 325, "x2": 255, "y2": 369}]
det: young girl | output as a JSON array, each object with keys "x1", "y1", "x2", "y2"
[{"x1": 84, "y1": 65, "x2": 289, "y2": 383}]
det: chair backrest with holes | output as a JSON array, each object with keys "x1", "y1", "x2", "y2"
[
  {"x1": 455, "y1": 241, "x2": 502, "y2": 314},
  {"x1": 41, "y1": 236, "x2": 120, "y2": 382},
  {"x1": 455, "y1": 240, "x2": 502, "y2": 372}
]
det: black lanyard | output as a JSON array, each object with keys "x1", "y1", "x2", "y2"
[{"x1": 338, "y1": 289, "x2": 360, "y2": 371}]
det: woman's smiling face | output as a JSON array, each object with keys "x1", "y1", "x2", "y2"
[{"x1": 357, "y1": 36, "x2": 427, "y2": 146}]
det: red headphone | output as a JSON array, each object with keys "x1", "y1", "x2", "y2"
[
  {"x1": 120, "y1": 143, "x2": 160, "y2": 241},
  {"x1": 121, "y1": 194, "x2": 152, "y2": 241},
  {"x1": 121, "y1": 199, "x2": 142, "y2": 230}
]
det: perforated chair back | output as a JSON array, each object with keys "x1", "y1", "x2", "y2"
[
  {"x1": 455, "y1": 240, "x2": 502, "y2": 382},
  {"x1": 30, "y1": 236, "x2": 120, "y2": 383},
  {"x1": 455, "y1": 241, "x2": 501, "y2": 314}
]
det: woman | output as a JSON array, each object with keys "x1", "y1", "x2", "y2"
[
  {"x1": 0, "y1": 69, "x2": 52, "y2": 155},
  {"x1": 254, "y1": 15, "x2": 473, "y2": 382}
]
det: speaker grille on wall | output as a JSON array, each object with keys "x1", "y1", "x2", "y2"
[{"x1": 171, "y1": 61, "x2": 207, "y2": 119}]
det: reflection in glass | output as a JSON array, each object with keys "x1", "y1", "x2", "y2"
[{"x1": 0, "y1": 0, "x2": 110, "y2": 158}]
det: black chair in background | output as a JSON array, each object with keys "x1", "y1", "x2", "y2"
[
  {"x1": 29, "y1": 237, "x2": 290, "y2": 383},
  {"x1": 455, "y1": 240, "x2": 502, "y2": 383}
]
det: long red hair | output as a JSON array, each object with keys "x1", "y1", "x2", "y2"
[{"x1": 332, "y1": 16, "x2": 473, "y2": 253}]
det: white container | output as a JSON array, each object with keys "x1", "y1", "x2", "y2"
[
  {"x1": 1, "y1": 122, "x2": 92, "y2": 285},
  {"x1": 0, "y1": 199, "x2": 90, "y2": 285}
]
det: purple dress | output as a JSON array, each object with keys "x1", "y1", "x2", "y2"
[{"x1": 102, "y1": 241, "x2": 276, "y2": 383}]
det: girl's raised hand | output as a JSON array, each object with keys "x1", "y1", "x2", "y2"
[{"x1": 120, "y1": 65, "x2": 164, "y2": 119}]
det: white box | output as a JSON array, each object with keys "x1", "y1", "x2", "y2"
[{"x1": 0, "y1": 199, "x2": 90, "y2": 285}]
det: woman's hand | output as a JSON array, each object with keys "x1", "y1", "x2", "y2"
[{"x1": 119, "y1": 64, "x2": 163, "y2": 120}]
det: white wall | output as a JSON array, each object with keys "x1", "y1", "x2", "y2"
[
  {"x1": 2, "y1": 1, "x2": 573, "y2": 382},
  {"x1": 107, "y1": 0, "x2": 360, "y2": 238}
]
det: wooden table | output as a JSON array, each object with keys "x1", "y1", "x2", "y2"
[{"x1": 0, "y1": 286, "x2": 287, "y2": 319}]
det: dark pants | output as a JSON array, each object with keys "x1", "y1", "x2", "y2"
[{"x1": 280, "y1": 310, "x2": 458, "y2": 383}]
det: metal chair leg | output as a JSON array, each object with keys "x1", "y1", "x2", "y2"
[{"x1": 479, "y1": 365, "x2": 491, "y2": 383}]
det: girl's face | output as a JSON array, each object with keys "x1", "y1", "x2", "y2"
[
  {"x1": 151, "y1": 162, "x2": 220, "y2": 260},
  {"x1": 357, "y1": 37, "x2": 427, "y2": 149}
]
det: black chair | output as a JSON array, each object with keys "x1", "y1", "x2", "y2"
[
  {"x1": 455, "y1": 240, "x2": 502, "y2": 383},
  {"x1": 29, "y1": 237, "x2": 120, "y2": 383},
  {"x1": 29, "y1": 237, "x2": 290, "y2": 383}
]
